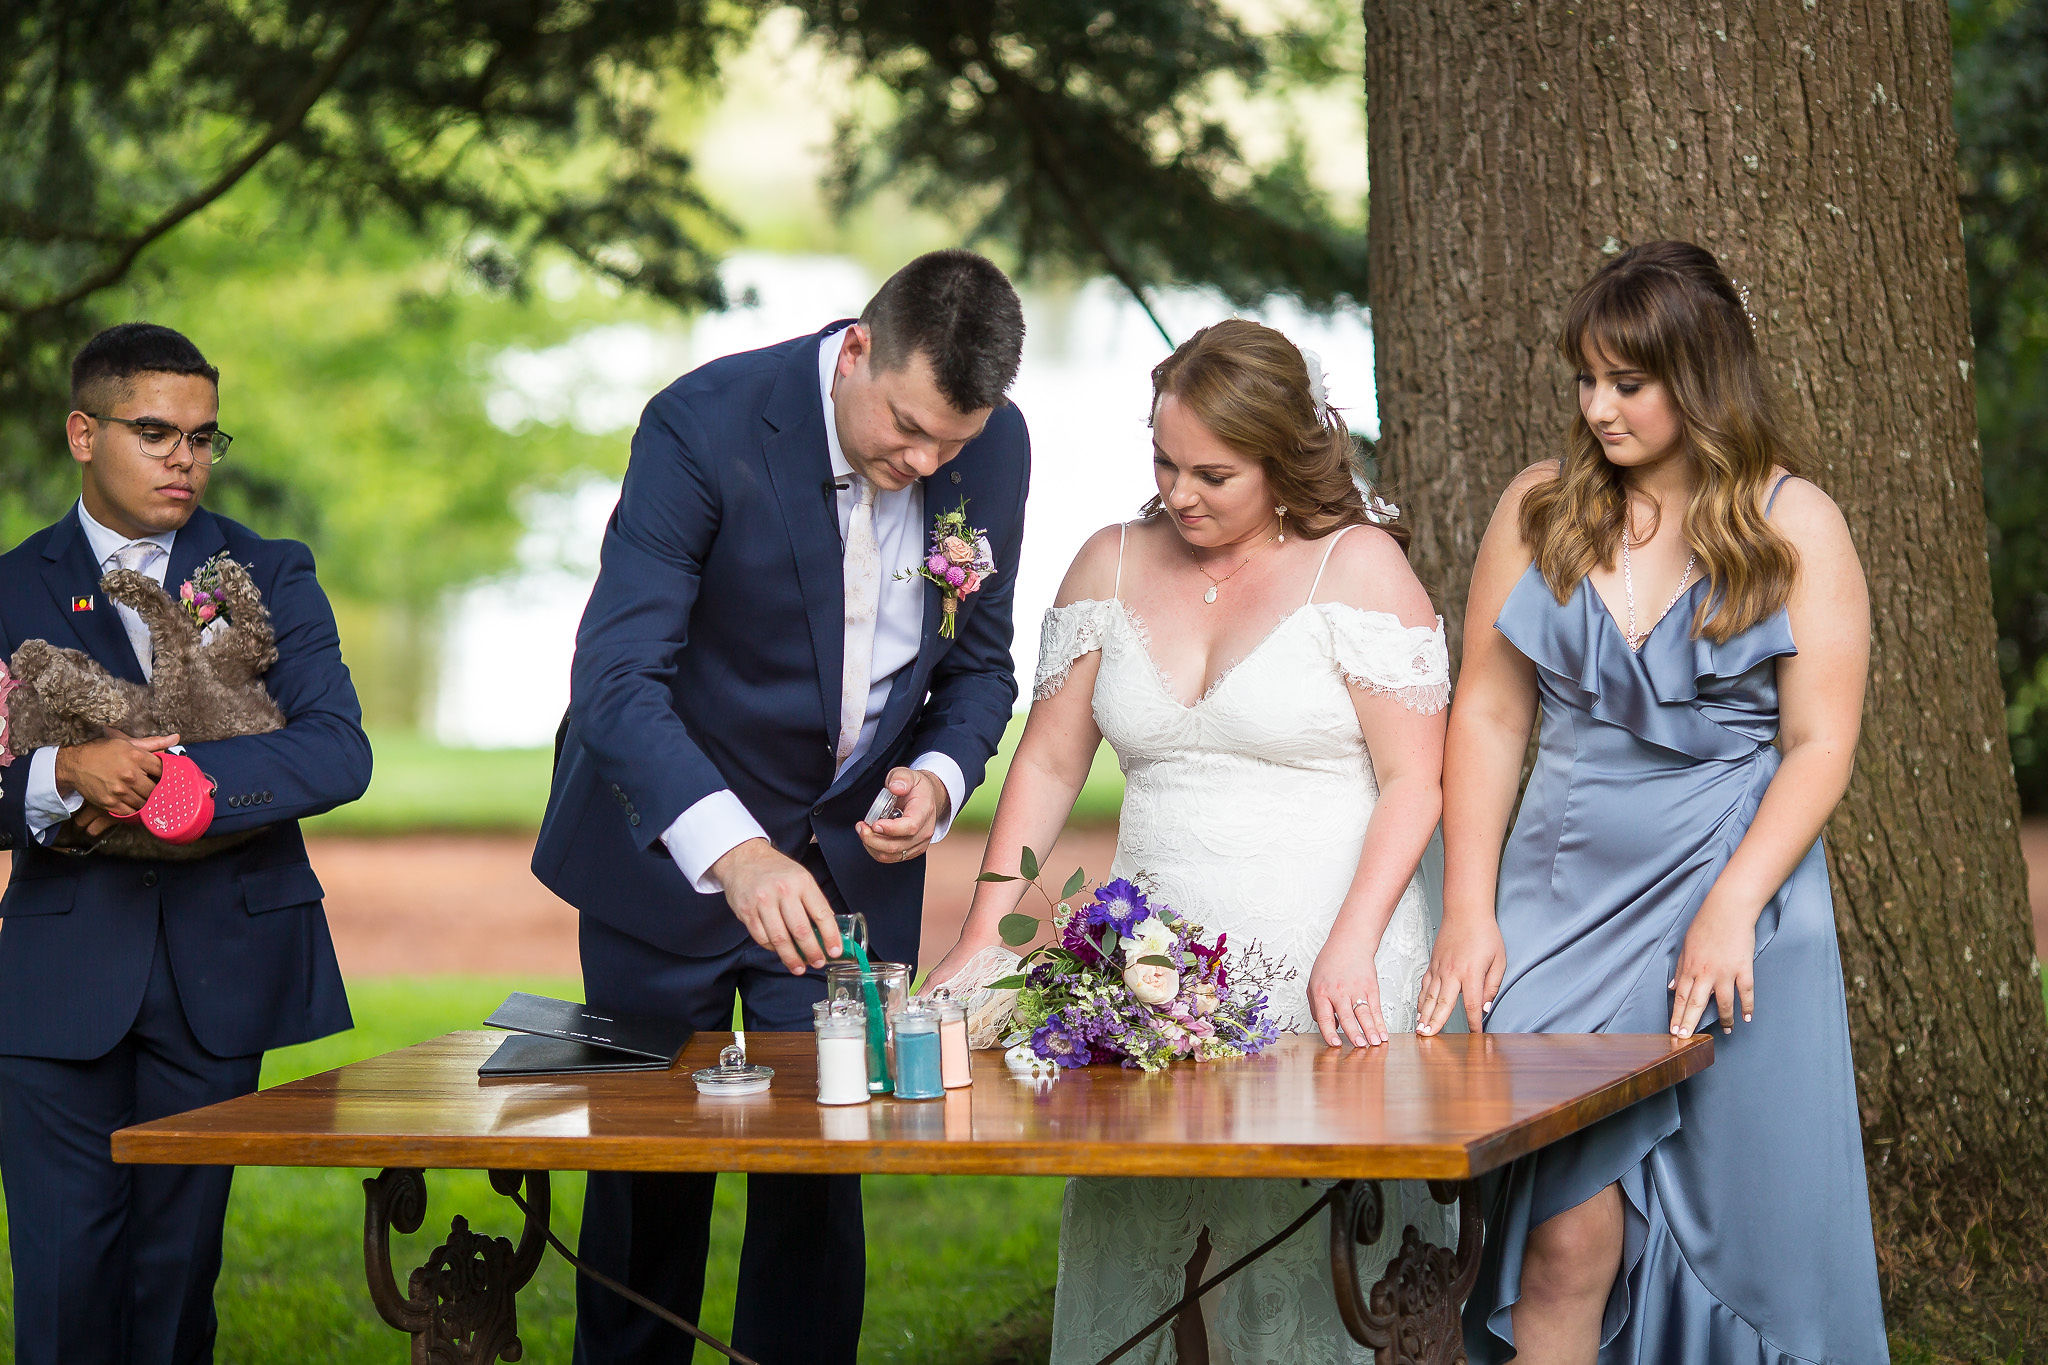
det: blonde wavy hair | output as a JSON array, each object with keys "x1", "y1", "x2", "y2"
[
  {"x1": 1145, "y1": 319, "x2": 1398, "y2": 545},
  {"x1": 1520, "y1": 240, "x2": 1800, "y2": 642}
]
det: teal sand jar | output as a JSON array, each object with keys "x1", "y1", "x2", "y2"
[
  {"x1": 826, "y1": 959, "x2": 909, "y2": 1095},
  {"x1": 890, "y1": 997, "x2": 945, "y2": 1100}
]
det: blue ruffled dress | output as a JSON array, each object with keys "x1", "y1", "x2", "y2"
[{"x1": 1463, "y1": 561, "x2": 1889, "y2": 1364}]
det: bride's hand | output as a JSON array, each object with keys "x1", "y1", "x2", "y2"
[
  {"x1": 1307, "y1": 929, "x2": 1390, "y2": 1048},
  {"x1": 1416, "y1": 914, "x2": 1506, "y2": 1036}
]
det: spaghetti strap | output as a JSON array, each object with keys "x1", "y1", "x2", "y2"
[
  {"x1": 1765, "y1": 473, "x2": 1798, "y2": 516},
  {"x1": 1306, "y1": 525, "x2": 1361, "y2": 604},
  {"x1": 1113, "y1": 522, "x2": 1128, "y2": 601}
]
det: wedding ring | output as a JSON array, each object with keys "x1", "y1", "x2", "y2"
[{"x1": 1352, "y1": 998, "x2": 1368, "y2": 1007}]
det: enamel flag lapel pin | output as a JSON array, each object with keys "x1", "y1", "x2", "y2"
[{"x1": 71, "y1": 595, "x2": 94, "y2": 612}]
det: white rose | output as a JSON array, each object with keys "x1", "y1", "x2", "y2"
[
  {"x1": 1122, "y1": 961, "x2": 1180, "y2": 1006},
  {"x1": 1121, "y1": 918, "x2": 1175, "y2": 961}
]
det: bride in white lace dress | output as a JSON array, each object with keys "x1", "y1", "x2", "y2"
[{"x1": 929, "y1": 321, "x2": 1453, "y2": 1364}]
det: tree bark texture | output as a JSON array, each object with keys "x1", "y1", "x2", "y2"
[{"x1": 1364, "y1": 0, "x2": 2048, "y2": 1334}]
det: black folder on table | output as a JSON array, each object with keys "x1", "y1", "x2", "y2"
[{"x1": 477, "y1": 992, "x2": 694, "y2": 1078}]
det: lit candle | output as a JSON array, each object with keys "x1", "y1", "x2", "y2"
[{"x1": 813, "y1": 1001, "x2": 871, "y2": 1106}]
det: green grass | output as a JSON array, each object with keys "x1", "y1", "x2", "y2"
[
  {"x1": 0, "y1": 976, "x2": 1063, "y2": 1364},
  {"x1": 308, "y1": 718, "x2": 1125, "y2": 836}
]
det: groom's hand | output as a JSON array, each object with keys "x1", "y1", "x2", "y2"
[
  {"x1": 712, "y1": 839, "x2": 843, "y2": 974},
  {"x1": 858, "y1": 768, "x2": 949, "y2": 864}
]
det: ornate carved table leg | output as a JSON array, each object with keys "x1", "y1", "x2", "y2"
[
  {"x1": 363, "y1": 1167, "x2": 551, "y2": 1365},
  {"x1": 1329, "y1": 1178, "x2": 1483, "y2": 1365}
]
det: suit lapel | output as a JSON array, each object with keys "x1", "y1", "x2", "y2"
[
  {"x1": 39, "y1": 511, "x2": 146, "y2": 684},
  {"x1": 761, "y1": 332, "x2": 847, "y2": 744},
  {"x1": 162, "y1": 508, "x2": 226, "y2": 598}
]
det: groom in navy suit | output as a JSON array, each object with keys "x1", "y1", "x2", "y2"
[
  {"x1": 0, "y1": 323, "x2": 367, "y2": 1364},
  {"x1": 533, "y1": 250, "x2": 1029, "y2": 1364}
]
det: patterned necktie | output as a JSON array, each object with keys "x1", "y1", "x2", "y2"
[
  {"x1": 108, "y1": 540, "x2": 162, "y2": 678},
  {"x1": 837, "y1": 477, "x2": 881, "y2": 768}
]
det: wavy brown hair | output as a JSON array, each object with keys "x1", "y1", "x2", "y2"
[
  {"x1": 1144, "y1": 319, "x2": 1399, "y2": 545},
  {"x1": 1520, "y1": 240, "x2": 1800, "y2": 642}
]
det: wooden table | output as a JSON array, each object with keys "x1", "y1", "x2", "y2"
[{"x1": 115, "y1": 1029, "x2": 1709, "y2": 1365}]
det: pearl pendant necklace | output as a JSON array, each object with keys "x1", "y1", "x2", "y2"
[{"x1": 1196, "y1": 520, "x2": 1285, "y2": 605}]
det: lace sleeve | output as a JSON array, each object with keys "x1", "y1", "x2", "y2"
[
  {"x1": 1316, "y1": 603, "x2": 1452, "y2": 714},
  {"x1": 1034, "y1": 600, "x2": 1117, "y2": 701}
]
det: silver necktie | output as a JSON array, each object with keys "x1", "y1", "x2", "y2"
[
  {"x1": 108, "y1": 540, "x2": 162, "y2": 679},
  {"x1": 837, "y1": 478, "x2": 881, "y2": 767}
]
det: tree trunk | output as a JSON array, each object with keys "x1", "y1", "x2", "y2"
[{"x1": 1364, "y1": 0, "x2": 2048, "y2": 1343}]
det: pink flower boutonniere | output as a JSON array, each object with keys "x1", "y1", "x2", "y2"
[
  {"x1": 178, "y1": 552, "x2": 234, "y2": 634},
  {"x1": 901, "y1": 499, "x2": 996, "y2": 638}
]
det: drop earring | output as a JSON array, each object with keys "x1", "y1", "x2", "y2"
[{"x1": 1275, "y1": 506, "x2": 1287, "y2": 542}]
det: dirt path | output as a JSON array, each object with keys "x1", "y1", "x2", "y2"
[
  {"x1": 1, "y1": 821, "x2": 2040, "y2": 980},
  {"x1": 303, "y1": 827, "x2": 1122, "y2": 979}
]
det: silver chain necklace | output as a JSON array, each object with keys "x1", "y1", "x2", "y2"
[{"x1": 1620, "y1": 533, "x2": 1697, "y2": 650}]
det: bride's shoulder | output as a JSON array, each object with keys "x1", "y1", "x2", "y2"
[
  {"x1": 1309, "y1": 524, "x2": 1438, "y2": 629},
  {"x1": 1052, "y1": 519, "x2": 1141, "y2": 607}
]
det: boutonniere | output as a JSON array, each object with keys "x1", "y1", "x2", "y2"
[
  {"x1": 900, "y1": 499, "x2": 996, "y2": 638},
  {"x1": 178, "y1": 552, "x2": 235, "y2": 633}
]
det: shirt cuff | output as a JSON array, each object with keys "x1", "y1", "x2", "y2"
[
  {"x1": 912, "y1": 751, "x2": 967, "y2": 844},
  {"x1": 661, "y1": 789, "x2": 770, "y2": 895},
  {"x1": 25, "y1": 746, "x2": 84, "y2": 845}
]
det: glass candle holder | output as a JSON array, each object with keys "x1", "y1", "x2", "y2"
[
  {"x1": 890, "y1": 997, "x2": 945, "y2": 1100},
  {"x1": 812, "y1": 1000, "x2": 871, "y2": 1106},
  {"x1": 826, "y1": 960, "x2": 909, "y2": 1094},
  {"x1": 933, "y1": 991, "x2": 972, "y2": 1089}
]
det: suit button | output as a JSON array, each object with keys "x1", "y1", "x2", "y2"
[
  {"x1": 142, "y1": 871, "x2": 158, "y2": 888},
  {"x1": 629, "y1": 813, "x2": 641, "y2": 827},
  {"x1": 262, "y1": 791, "x2": 273, "y2": 803}
]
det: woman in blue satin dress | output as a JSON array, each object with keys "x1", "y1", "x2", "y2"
[{"x1": 1421, "y1": 241, "x2": 1889, "y2": 1364}]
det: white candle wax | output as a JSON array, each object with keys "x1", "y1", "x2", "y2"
[{"x1": 817, "y1": 1032, "x2": 871, "y2": 1105}]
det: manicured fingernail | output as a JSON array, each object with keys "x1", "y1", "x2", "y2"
[
  {"x1": 1743, "y1": 1013, "x2": 1752, "y2": 1022},
  {"x1": 1667, "y1": 980, "x2": 1675, "y2": 990}
]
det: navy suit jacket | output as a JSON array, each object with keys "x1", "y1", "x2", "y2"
[
  {"x1": 532, "y1": 325, "x2": 1029, "y2": 969},
  {"x1": 0, "y1": 507, "x2": 365, "y2": 1060}
]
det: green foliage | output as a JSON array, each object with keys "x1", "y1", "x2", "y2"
[
  {"x1": 790, "y1": 0, "x2": 1368, "y2": 336},
  {"x1": 1954, "y1": 0, "x2": 2048, "y2": 808}
]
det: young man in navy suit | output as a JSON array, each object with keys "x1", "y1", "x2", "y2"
[
  {"x1": 533, "y1": 250, "x2": 1030, "y2": 1364},
  {"x1": 0, "y1": 323, "x2": 369, "y2": 1365}
]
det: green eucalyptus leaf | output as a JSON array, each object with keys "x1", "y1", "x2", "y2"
[
  {"x1": 989, "y1": 975, "x2": 1027, "y2": 990},
  {"x1": 1134, "y1": 954, "x2": 1175, "y2": 968},
  {"x1": 1062, "y1": 867, "x2": 1087, "y2": 898},
  {"x1": 976, "y1": 872, "x2": 1017, "y2": 883},
  {"x1": 1019, "y1": 846, "x2": 1040, "y2": 880},
  {"x1": 998, "y1": 913, "x2": 1040, "y2": 947}
]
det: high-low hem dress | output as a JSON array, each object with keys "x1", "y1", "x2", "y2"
[{"x1": 1463, "y1": 547, "x2": 1889, "y2": 1364}]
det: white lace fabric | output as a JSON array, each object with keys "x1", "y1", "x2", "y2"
[{"x1": 1033, "y1": 596, "x2": 1453, "y2": 1363}]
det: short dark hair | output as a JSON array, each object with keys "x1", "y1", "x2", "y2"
[
  {"x1": 70, "y1": 323, "x2": 219, "y2": 412},
  {"x1": 859, "y1": 250, "x2": 1025, "y2": 412}
]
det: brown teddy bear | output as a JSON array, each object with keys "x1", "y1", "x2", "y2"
[{"x1": 4, "y1": 556, "x2": 284, "y2": 859}]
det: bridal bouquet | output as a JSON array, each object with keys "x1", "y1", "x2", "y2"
[{"x1": 977, "y1": 850, "x2": 1288, "y2": 1071}]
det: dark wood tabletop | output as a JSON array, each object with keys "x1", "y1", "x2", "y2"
[{"x1": 113, "y1": 1029, "x2": 1709, "y2": 1181}]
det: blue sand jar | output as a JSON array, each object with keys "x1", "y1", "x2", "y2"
[{"x1": 889, "y1": 998, "x2": 945, "y2": 1100}]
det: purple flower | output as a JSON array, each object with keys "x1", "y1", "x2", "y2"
[
  {"x1": 1030, "y1": 1019, "x2": 1093, "y2": 1068},
  {"x1": 1059, "y1": 917, "x2": 1106, "y2": 967},
  {"x1": 927, "y1": 551, "x2": 950, "y2": 575},
  {"x1": 1085, "y1": 879, "x2": 1149, "y2": 938},
  {"x1": 944, "y1": 564, "x2": 967, "y2": 588}
]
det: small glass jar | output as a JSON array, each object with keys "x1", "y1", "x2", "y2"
[
  {"x1": 812, "y1": 1000, "x2": 871, "y2": 1106},
  {"x1": 889, "y1": 998, "x2": 945, "y2": 1100},
  {"x1": 933, "y1": 992, "x2": 972, "y2": 1089},
  {"x1": 826, "y1": 960, "x2": 910, "y2": 1095}
]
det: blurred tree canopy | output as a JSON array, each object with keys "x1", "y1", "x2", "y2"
[
  {"x1": 0, "y1": 0, "x2": 1361, "y2": 561},
  {"x1": 1954, "y1": 0, "x2": 2048, "y2": 808}
]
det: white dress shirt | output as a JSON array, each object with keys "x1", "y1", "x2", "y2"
[
  {"x1": 24, "y1": 502, "x2": 179, "y2": 843},
  {"x1": 659, "y1": 331, "x2": 968, "y2": 893}
]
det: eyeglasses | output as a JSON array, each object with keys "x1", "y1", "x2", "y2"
[{"x1": 84, "y1": 414, "x2": 233, "y2": 465}]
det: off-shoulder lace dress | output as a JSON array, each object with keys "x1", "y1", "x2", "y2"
[{"x1": 1040, "y1": 523, "x2": 1454, "y2": 1364}]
